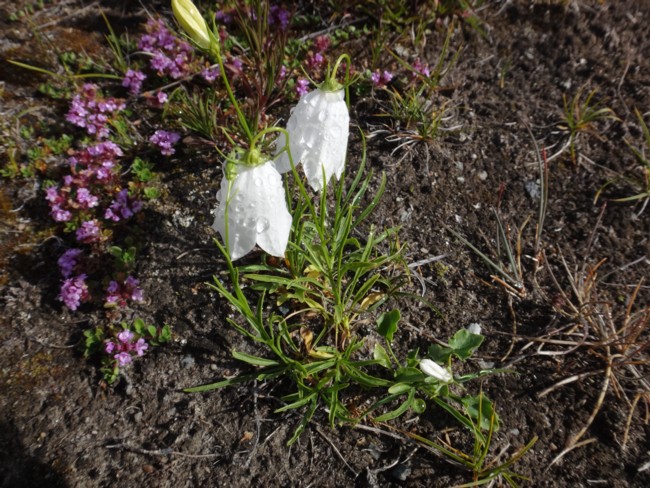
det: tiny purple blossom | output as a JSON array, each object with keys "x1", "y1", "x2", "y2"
[
  {"x1": 155, "y1": 91, "x2": 168, "y2": 105},
  {"x1": 122, "y1": 69, "x2": 147, "y2": 95},
  {"x1": 118, "y1": 330, "x2": 134, "y2": 344},
  {"x1": 150, "y1": 130, "x2": 181, "y2": 156},
  {"x1": 58, "y1": 248, "x2": 83, "y2": 278},
  {"x1": 134, "y1": 338, "x2": 149, "y2": 356},
  {"x1": 115, "y1": 352, "x2": 132, "y2": 367},
  {"x1": 105, "y1": 189, "x2": 142, "y2": 222},
  {"x1": 296, "y1": 78, "x2": 309, "y2": 97},
  {"x1": 75, "y1": 220, "x2": 101, "y2": 243},
  {"x1": 269, "y1": 5, "x2": 291, "y2": 31},
  {"x1": 76, "y1": 188, "x2": 99, "y2": 208},
  {"x1": 201, "y1": 65, "x2": 221, "y2": 83},
  {"x1": 51, "y1": 205, "x2": 72, "y2": 222},
  {"x1": 105, "y1": 341, "x2": 116, "y2": 354},
  {"x1": 105, "y1": 275, "x2": 144, "y2": 307},
  {"x1": 58, "y1": 273, "x2": 89, "y2": 311}
]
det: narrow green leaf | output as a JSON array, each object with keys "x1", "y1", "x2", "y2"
[
  {"x1": 388, "y1": 383, "x2": 412, "y2": 395},
  {"x1": 374, "y1": 388, "x2": 415, "y2": 422},
  {"x1": 232, "y1": 350, "x2": 279, "y2": 367}
]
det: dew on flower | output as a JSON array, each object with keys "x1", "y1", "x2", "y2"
[{"x1": 256, "y1": 217, "x2": 270, "y2": 234}]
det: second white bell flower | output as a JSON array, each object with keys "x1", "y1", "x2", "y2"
[
  {"x1": 212, "y1": 161, "x2": 292, "y2": 261},
  {"x1": 275, "y1": 87, "x2": 349, "y2": 191},
  {"x1": 420, "y1": 359, "x2": 453, "y2": 383}
]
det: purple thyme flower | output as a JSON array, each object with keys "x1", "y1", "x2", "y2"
[
  {"x1": 155, "y1": 90, "x2": 168, "y2": 106},
  {"x1": 201, "y1": 65, "x2": 221, "y2": 83},
  {"x1": 105, "y1": 189, "x2": 143, "y2": 222},
  {"x1": 75, "y1": 220, "x2": 101, "y2": 243},
  {"x1": 76, "y1": 187, "x2": 99, "y2": 208},
  {"x1": 139, "y1": 18, "x2": 194, "y2": 79},
  {"x1": 58, "y1": 248, "x2": 83, "y2": 278},
  {"x1": 134, "y1": 338, "x2": 149, "y2": 356},
  {"x1": 269, "y1": 5, "x2": 291, "y2": 31},
  {"x1": 122, "y1": 69, "x2": 147, "y2": 95},
  {"x1": 105, "y1": 341, "x2": 116, "y2": 354},
  {"x1": 58, "y1": 273, "x2": 89, "y2": 311},
  {"x1": 412, "y1": 58, "x2": 430, "y2": 78},
  {"x1": 150, "y1": 130, "x2": 181, "y2": 156},
  {"x1": 296, "y1": 78, "x2": 309, "y2": 97},
  {"x1": 66, "y1": 84, "x2": 125, "y2": 139},
  {"x1": 51, "y1": 205, "x2": 72, "y2": 222},
  {"x1": 106, "y1": 276, "x2": 144, "y2": 308},
  {"x1": 115, "y1": 352, "x2": 132, "y2": 367},
  {"x1": 118, "y1": 329, "x2": 135, "y2": 344},
  {"x1": 371, "y1": 69, "x2": 393, "y2": 88}
]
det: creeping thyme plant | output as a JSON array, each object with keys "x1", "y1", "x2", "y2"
[{"x1": 165, "y1": 1, "x2": 524, "y2": 471}]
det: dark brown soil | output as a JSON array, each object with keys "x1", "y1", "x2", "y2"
[{"x1": 1, "y1": 1, "x2": 649, "y2": 487}]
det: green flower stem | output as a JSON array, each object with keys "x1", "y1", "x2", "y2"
[{"x1": 208, "y1": 38, "x2": 253, "y2": 144}]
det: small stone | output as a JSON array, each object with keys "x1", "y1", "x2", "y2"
[
  {"x1": 181, "y1": 355, "x2": 195, "y2": 369},
  {"x1": 134, "y1": 412, "x2": 143, "y2": 423},
  {"x1": 391, "y1": 465, "x2": 411, "y2": 481},
  {"x1": 477, "y1": 170, "x2": 488, "y2": 181}
]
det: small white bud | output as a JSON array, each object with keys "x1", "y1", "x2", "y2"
[{"x1": 419, "y1": 359, "x2": 453, "y2": 383}]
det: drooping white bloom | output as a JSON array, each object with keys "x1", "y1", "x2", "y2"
[
  {"x1": 275, "y1": 88, "x2": 349, "y2": 191},
  {"x1": 212, "y1": 161, "x2": 291, "y2": 260},
  {"x1": 419, "y1": 359, "x2": 453, "y2": 383}
]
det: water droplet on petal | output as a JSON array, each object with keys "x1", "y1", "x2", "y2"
[
  {"x1": 235, "y1": 193, "x2": 243, "y2": 201},
  {"x1": 256, "y1": 217, "x2": 270, "y2": 234},
  {"x1": 248, "y1": 202, "x2": 256, "y2": 209},
  {"x1": 309, "y1": 97, "x2": 318, "y2": 107},
  {"x1": 318, "y1": 111, "x2": 326, "y2": 122},
  {"x1": 254, "y1": 177, "x2": 262, "y2": 187}
]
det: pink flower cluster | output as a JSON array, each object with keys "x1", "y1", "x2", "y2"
[
  {"x1": 122, "y1": 69, "x2": 147, "y2": 95},
  {"x1": 45, "y1": 140, "x2": 139, "y2": 230},
  {"x1": 150, "y1": 130, "x2": 181, "y2": 156},
  {"x1": 105, "y1": 330, "x2": 149, "y2": 367},
  {"x1": 58, "y1": 273, "x2": 89, "y2": 311},
  {"x1": 105, "y1": 189, "x2": 143, "y2": 222},
  {"x1": 139, "y1": 18, "x2": 194, "y2": 79},
  {"x1": 105, "y1": 276, "x2": 144, "y2": 308},
  {"x1": 51, "y1": 84, "x2": 148, "y2": 312},
  {"x1": 66, "y1": 84, "x2": 125, "y2": 139},
  {"x1": 371, "y1": 70, "x2": 394, "y2": 88}
]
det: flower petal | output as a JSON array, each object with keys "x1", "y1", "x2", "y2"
[
  {"x1": 212, "y1": 162, "x2": 291, "y2": 260},
  {"x1": 419, "y1": 358, "x2": 453, "y2": 382},
  {"x1": 275, "y1": 88, "x2": 349, "y2": 191}
]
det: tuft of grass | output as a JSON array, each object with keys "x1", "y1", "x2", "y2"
[
  {"x1": 559, "y1": 86, "x2": 619, "y2": 164},
  {"x1": 595, "y1": 108, "x2": 650, "y2": 212}
]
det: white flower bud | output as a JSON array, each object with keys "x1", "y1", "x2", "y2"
[
  {"x1": 212, "y1": 161, "x2": 291, "y2": 260},
  {"x1": 172, "y1": 0, "x2": 211, "y2": 50},
  {"x1": 419, "y1": 359, "x2": 453, "y2": 383},
  {"x1": 275, "y1": 88, "x2": 349, "y2": 192}
]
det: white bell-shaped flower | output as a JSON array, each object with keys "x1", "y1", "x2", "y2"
[
  {"x1": 212, "y1": 161, "x2": 291, "y2": 260},
  {"x1": 419, "y1": 359, "x2": 453, "y2": 383},
  {"x1": 275, "y1": 87, "x2": 349, "y2": 191}
]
